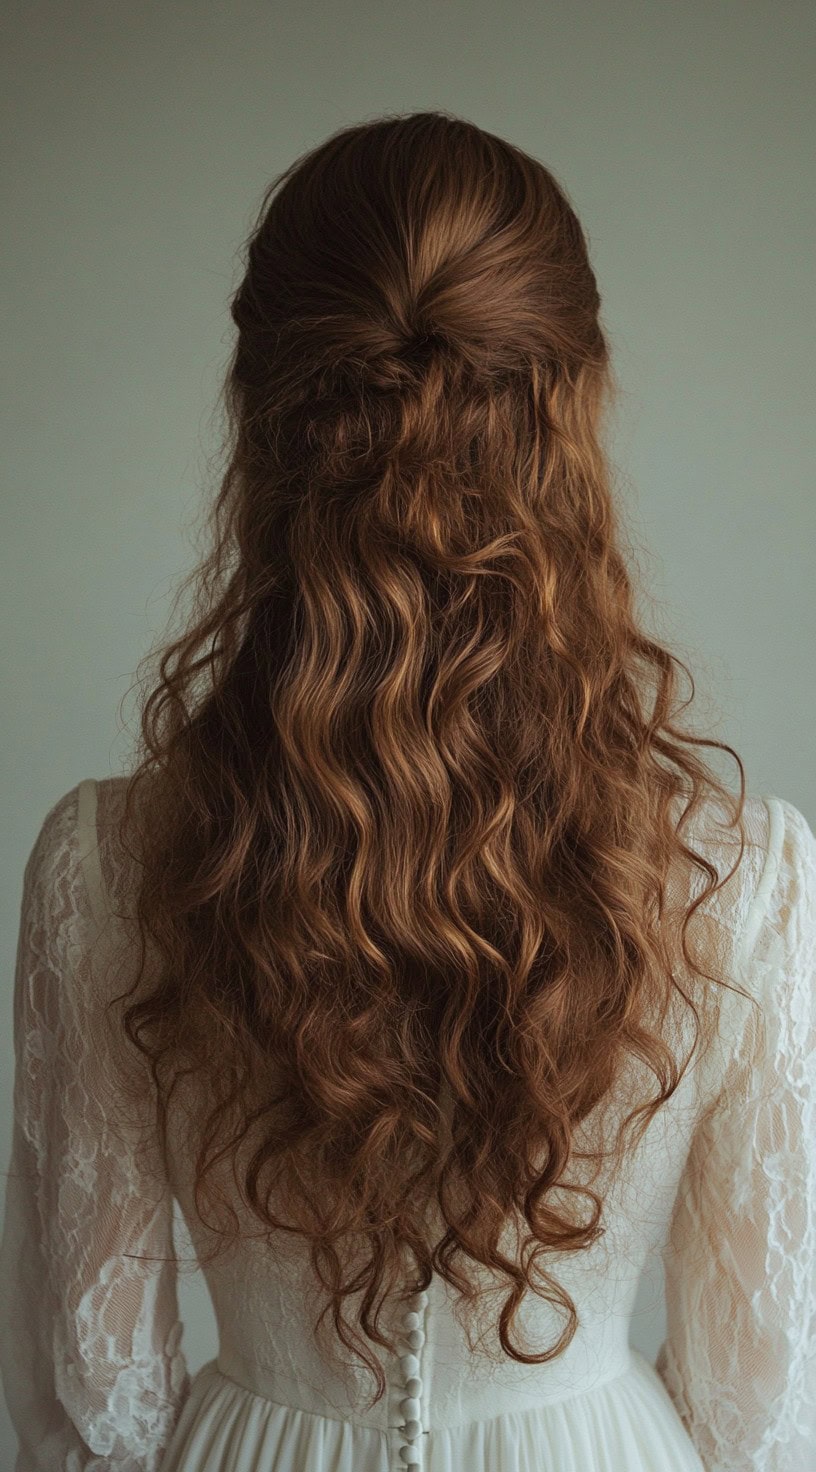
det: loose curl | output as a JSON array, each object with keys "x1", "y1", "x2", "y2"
[{"x1": 110, "y1": 110, "x2": 753, "y2": 1410}]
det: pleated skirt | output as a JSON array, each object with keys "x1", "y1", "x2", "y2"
[{"x1": 158, "y1": 1348, "x2": 705, "y2": 1471}]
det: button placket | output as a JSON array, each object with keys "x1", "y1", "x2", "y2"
[{"x1": 395, "y1": 1285, "x2": 429, "y2": 1468}]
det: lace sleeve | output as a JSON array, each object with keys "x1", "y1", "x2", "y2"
[
  {"x1": 654, "y1": 795, "x2": 816, "y2": 1471},
  {"x1": 0, "y1": 779, "x2": 190, "y2": 1471}
]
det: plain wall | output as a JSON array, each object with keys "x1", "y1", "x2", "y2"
[{"x1": 2, "y1": 0, "x2": 814, "y2": 1461}]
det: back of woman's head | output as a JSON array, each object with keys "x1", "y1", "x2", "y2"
[{"x1": 113, "y1": 110, "x2": 748, "y2": 1408}]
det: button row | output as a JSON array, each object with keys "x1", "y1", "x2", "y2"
[{"x1": 396, "y1": 1287, "x2": 429, "y2": 1467}]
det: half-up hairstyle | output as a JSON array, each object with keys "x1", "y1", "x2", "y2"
[{"x1": 109, "y1": 109, "x2": 752, "y2": 1410}]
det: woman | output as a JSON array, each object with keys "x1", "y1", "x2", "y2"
[{"x1": 1, "y1": 110, "x2": 814, "y2": 1472}]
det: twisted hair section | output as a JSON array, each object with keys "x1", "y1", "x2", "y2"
[{"x1": 110, "y1": 111, "x2": 751, "y2": 1409}]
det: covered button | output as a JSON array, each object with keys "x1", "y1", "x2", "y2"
[
  {"x1": 403, "y1": 1418, "x2": 421, "y2": 1438},
  {"x1": 405, "y1": 1375, "x2": 422, "y2": 1397},
  {"x1": 403, "y1": 1310, "x2": 421, "y2": 1331},
  {"x1": 399, "y1": 1353, "x2": 419, "y2": 1378},
  {"x1": 406, "y1": 1328, "x2": 425, "y2": 1351},
  {"x1": 399, "y1": 1445, "x2": 420, "y2": 1465},
  {"x1": 400, "y1": 1396, "x2": 420, "y2": 1420}
]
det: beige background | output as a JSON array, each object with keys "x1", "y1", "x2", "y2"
[{"x1": 2, "y1": 0, "x2": 814, "y2": 1460}]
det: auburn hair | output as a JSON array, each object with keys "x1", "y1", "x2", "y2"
[{"x1": 109, "y1": 109, "x2": 752, "y2": 1409}]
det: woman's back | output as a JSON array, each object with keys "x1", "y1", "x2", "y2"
[{"x1": 3, "y1": 773, "x2": 813, "y2": 1471}]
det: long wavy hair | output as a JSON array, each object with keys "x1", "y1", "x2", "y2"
[{"x1": 110, "y1": 109, "x2": 752, "y2": 1407}]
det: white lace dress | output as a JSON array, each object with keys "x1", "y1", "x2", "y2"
[{"x1": 1, "y1": 776, "x2": 815, "y2": 1471}]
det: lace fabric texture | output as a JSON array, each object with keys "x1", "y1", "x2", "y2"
[
  {"x1": 654, "y1": 796, "x2": 816, "y2": 1469},
  {"x1": 1, "y1": 781, "x2": 190, "y2": 1471},
  {"x1": 0, "y1": 776, "x2": 815, "y2": 1471}
]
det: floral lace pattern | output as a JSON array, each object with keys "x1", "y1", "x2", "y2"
[
  {"x1": 1, "y1": 782, "x2": 190, "y2": 1470},
  {"x1": 654, "y1": 797, "x2": 816, "y2": 1470}
]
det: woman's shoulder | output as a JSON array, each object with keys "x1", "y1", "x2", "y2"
[
  {"x1": 746, "y1": 793, "x2": 816, "y2": 955},
  {"x1": 665, "y1": 789, "x2": 810, "y2": 992},
  {"x1": 24, "y1": 775, "x2": 135, "y2": 940}
]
